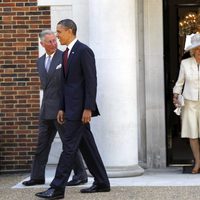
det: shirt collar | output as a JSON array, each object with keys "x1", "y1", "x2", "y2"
[
  {"x1": 67, "y1": 38, "x2": 78, "y2": 51},
  {"x1": 45, "y1": 51, "x2": 56, "y2": 59}
]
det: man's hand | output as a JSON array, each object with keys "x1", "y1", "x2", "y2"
[
  {"x1": 57, "y1": 110, "x2": 65, "y2": 124},
  {"x1": 82, "y1": 109, "x2": 92, "y2": 124}
]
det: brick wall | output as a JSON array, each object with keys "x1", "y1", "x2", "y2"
[{"x1": 0, "y1": 0, "x2": 51, "y2": 173}]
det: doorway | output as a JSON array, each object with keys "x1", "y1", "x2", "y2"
[{"x1": 163, "y1": 0, "x2": 200, "y2": 166}]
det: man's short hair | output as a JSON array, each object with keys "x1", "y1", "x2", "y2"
[{"x1": 57, "y1": 19, "x2": 77, "y2": 35}]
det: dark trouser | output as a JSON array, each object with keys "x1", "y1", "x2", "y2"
[
  {"x1": 31, "y1": 119, "x2": 86, "y2": 181},
  {"x1": 72, "y1": 150, "x2": 87, "y2": 180},
  {"x1": 50, "y1": 120, "x2": 110, "y2": 189}
]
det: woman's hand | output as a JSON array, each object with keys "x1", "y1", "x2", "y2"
[{"x1": 173, "y1": 94, "x2": 180, "y2": 107}]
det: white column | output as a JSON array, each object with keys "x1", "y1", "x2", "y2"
[
  {"x1": 144, "y1": 0, "x2": 166, "y2": 168},
  {"x1": 89, "y1": 0, "x2": 144, "y2": 177}
]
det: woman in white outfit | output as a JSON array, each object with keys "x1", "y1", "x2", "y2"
[{"x1": 173, "y1": 33, "x2": 200, "y2": 174}]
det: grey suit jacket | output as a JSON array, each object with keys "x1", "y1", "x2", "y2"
[{"x1": 37, "y1": 49, "x2": 63, "y2": 120}]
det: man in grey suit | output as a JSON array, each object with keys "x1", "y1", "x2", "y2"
[{"x1": 22, "y1": 30, "x2": 87, "y2": 186}]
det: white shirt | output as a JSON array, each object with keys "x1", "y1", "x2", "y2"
[
  {"x1": 45, "y1": 52, "x2": 55, "y2": 66},
  {"x1": 173, "y1": 56, "x2": 200, "y2": 101},
  {"x1": 66, "y1": 38, "x2": 78, "y2": 56}
]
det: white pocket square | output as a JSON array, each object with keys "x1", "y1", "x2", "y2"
[{"x1": 56, "y1": 64, "x2": 62, "y2": 69}]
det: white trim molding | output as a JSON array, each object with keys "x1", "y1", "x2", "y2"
[{"x1": 37, "y1": 0, "x2": 72, "y2": 6}]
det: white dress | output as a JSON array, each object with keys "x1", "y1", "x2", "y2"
[{"x1": 173, "y1": 57, "x2": 200, "y2": 138}]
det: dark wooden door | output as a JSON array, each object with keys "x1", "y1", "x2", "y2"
[{"x1": 164, "y1": 0, "x2": 200, "y2": 166}]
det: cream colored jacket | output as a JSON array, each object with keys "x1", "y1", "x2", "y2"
[{"x1": 173, "y1": 57, "x2": 200, "y2": 101}]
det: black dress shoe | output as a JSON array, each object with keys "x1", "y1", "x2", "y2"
[
  {"x1": 80, "y1": 184, "x2": 110, "y2": 193},
  {"x1": 35, "y1": 187, "x2": 64, "y2": 199},
  {"x1": 22, "y1": 179, "x2": 45, "y2": 186},
  {"x1": 66, "y1": 178, "x2": 88, "y2": 186}
]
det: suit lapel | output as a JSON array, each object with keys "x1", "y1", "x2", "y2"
[
  {"x1": 40, "y1": 55, "x2": 47, "y2": 74},
  {"x1": 47, "y1": 51, "x2": 58, "y2": 79},
  {"x1": 39, "y1": 55, "x2": 48, "y2": 87},
  {"x1": 45, "y1": 50, "x2": 62, "y2": 88},
  {"x1": 191, "y1": 57, "x2": 198, "y2": 71},
  {"x1": 65, "y1": 40, "x2": 80, "y2": 78}
]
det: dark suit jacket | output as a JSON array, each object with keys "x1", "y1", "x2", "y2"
[
  {"x1": 37, "y1": 49, "x2": 63, "y2": 120},
  {"x1": 61, "y1": 40, "x2": 100, "y2": 120}
]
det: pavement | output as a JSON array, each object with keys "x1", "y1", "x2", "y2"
[{"x1": 1, "y1": 166, "x2": 200, "y2": 200}]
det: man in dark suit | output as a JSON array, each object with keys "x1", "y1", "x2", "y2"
[
  {"x1": 35, "y1": 20, "x2": 110, "y2": 199},
  {"x1": 23, "y1": 29, "x2": 87, "y2": 187}
]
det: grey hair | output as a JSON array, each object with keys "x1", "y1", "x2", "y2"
[
  {"x1": 57, "y1": 19, "x2": 77, "y2": 35},
  {"x1": 39, "y1": 29, "x2": 55, "y2": 41}
]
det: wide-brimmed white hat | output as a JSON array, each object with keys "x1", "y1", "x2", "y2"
[{"x1": 185, "y1": 33, "x2": 200, "y2": 51}]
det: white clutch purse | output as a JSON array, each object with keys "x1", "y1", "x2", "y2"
[{"x1": 174, "y1": 95, "x2": 184, "y2": 116}]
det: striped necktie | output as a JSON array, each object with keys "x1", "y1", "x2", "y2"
[{"x1": 45, "y1": 56, "x2": 51, "y2": 72}]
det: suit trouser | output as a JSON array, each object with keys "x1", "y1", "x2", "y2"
[
  {"x1": 71, "y1": 150, "x2": 87, "y2": 180},
  {"x1": 31, "y1": 119, "x2": 87, "y2": 180},
  {"x1": 50, "y1": 120, "x2": 110, "y2": 189}
]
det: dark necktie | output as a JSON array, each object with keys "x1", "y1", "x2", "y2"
[{"x1": 63, "y1": 47, "x2": 69, "y2": 76}]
